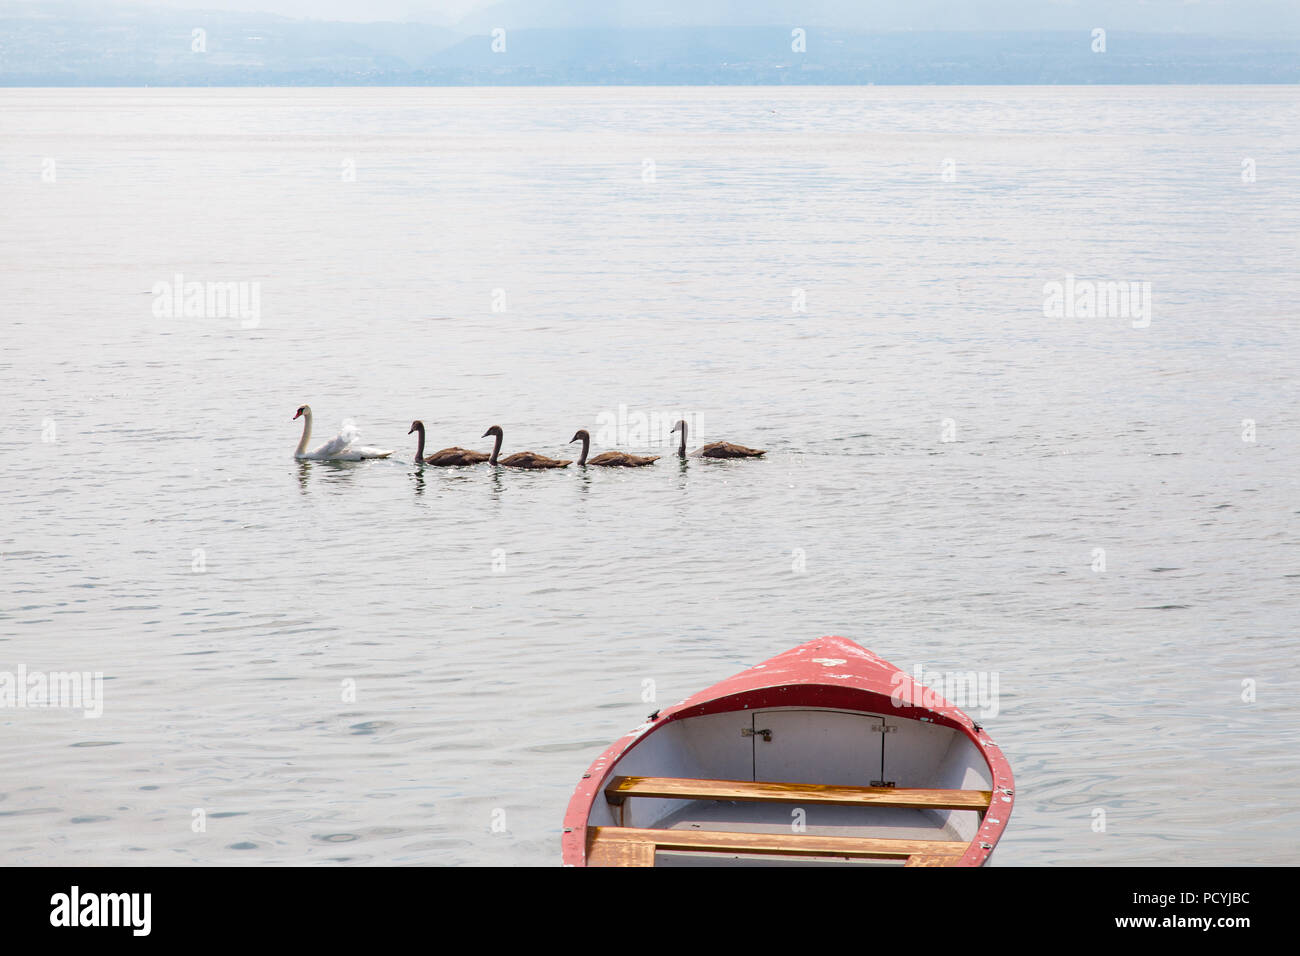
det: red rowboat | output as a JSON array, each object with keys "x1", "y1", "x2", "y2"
[{"x1": 562, "y1": 636, "x2": 1013, "y2": 867}]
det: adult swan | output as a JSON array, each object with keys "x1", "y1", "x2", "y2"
[{"x1": 292, "y1": 405, "x2": 393, "y2": 460}]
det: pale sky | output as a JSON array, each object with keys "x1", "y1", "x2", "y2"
[{"x1": 14, "y1": 0, "x2": 1300, "y2": 34}]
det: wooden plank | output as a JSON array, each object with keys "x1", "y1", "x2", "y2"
[
  {"x1": 605, "y1": 775, "x2": 991, "y2": 812},
  {"x1": 588, "y1": 826, "x2": 968, "y2": 864},
  {"x1": 904, "y1": 854, "x2": 961, "y2": 867},
  {"x1": 586, "y1": 829, "x2": 656, "y2": 867}
]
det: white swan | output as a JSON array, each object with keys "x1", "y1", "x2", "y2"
[{"x1": 292, "y1": 405, "x2": 393, "y2": 460}]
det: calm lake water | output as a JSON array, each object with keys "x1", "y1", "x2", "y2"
[{"x1": 1, "y1": 86, "x2": 1297, "y2": 865}]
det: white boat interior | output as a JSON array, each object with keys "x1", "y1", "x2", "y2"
[{"x1": 585, "y1": 706, "x2": 995, "y2": 866}]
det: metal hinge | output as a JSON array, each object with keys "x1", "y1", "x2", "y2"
[
  {"x1": 870, "y1": 780, "x2": 896, "y2": 788},
  {"x1": 742, "y1": 727, "x2": 772, "y2": 742},
  {"x1": 870, "y1": 723, "x2": 897, "y2": 734}
]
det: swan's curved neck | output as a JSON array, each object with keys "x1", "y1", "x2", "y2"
[
  {"x1": 413, "y1": 423, "x2": 425, "y2": 461},
  {"x1": 489, "y1": 430, "x2": 503, "y2": 466},
  {"x1": 576, "y1": 433, "x2": 590, "y2": 466},
  {"x1": 295, "y1": 410, "x2": 313, "y2": 456},
  {"x1": 676, "y1": 422, "x2": 687, "y2": 458}
]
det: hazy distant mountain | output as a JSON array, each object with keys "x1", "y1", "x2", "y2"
[
  {"x1": 0, "y1": 3, "x2": 464, "y2": 84},
  {"x1": 1, "y1": 1, "x2": 1297, "y2": 85},
  {"x1": 427, "y1": 27, "x2": 1298, "y2": 85}
]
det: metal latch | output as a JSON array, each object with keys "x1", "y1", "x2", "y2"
[
  {"x1": 742, "y1": 728, "x2": 772, "y2": 742},
  {"x1": 870, "y1": 780, "x2": 896, "y2": 788}
]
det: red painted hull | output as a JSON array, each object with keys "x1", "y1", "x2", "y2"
[{"x1": 562, "y1": 635, "x2": 1014, "y2": 866}]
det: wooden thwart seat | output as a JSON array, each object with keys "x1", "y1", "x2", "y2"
[
  {"x1": 586, "y1": 826, "x2": 970, "y2": 867},
  {"x1": 605, "y1": 775, "x2": 992, "y2": 813},
  {"x1": 591, "y1": 776, "x2": 987, "y2": 867}
]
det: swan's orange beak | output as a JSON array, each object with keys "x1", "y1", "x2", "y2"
[{"x1": 292, "y1": 409, "x2": 303, "y2": 420}]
